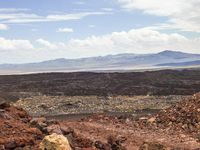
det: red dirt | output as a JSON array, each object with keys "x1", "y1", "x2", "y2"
[
  {"x1": 0, "y1": 103, "x2": 43, "y2": 149},
  {"x1": 59, "y1": 114, "x2": 200, "y2": 150},
  {"x1": 2, "y1": 93, "x2": 200, "y2": 149}
]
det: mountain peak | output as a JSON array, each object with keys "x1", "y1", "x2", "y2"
[
  {"x1": 158, "y1": 50, "x2": 181, "y2": 55},
  {"x1": 0, "y1": 50, "x2": 200, "y2": 74},
  {"x1": 157, "y1": 50, "x2": 190, "y2": 57},
  {"x1": 44, "y1": 58, "x2": 67, "y2": 63}
]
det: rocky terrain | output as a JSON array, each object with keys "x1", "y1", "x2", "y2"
[
  {"x1": 1, "y1": 70, "x2": 200, "y2": 149},
  {"x1": 2, "y1": 93, "x2": 200, "y2": 149},
  {"x1": 154, "y1": 93, "x2": 200, "y2": 135},
  {"x1": 14, "y1": 95, "x2": 188, "y2": 116},
  {"x1": 0, "y1": 70, "x2": 200, "y2": 100},
  {"x1": 0, "y1": 102, "x2": 128, "y2": 150},
  {"x1": 0, "y1": 103, "x2": 42, "y2": 149},
  {"x1": 50, "y1": 92, "x2": 200, "y2": 149}
]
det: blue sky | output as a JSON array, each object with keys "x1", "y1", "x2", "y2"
[{"x1": 0, "y1": 0, "x2": 200, "y2": 63}]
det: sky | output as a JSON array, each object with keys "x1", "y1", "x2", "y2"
[{"x1": 0, "y1": 0, "x2": 200, "y2": 64}]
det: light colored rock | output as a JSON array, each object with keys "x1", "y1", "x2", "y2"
[
  {"x1": 40, "y1": 133, "x2": 72, "y2": 150},
  {"x1": 147, "y1": 117, "x2": 156, "y2": 123},
  {"x1": 139, "y1": 117, "x2": 148, "y2": 120}
]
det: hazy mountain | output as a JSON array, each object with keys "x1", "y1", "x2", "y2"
[
  {"x1": 0, "y1": 50, "x2": 200, "y2": 74},
  {"x1": 157, "y1": 60, "x2": 200, "y2": 67}
]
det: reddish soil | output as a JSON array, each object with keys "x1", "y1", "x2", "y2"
[
  {"x1": 0, "y1": 103, "x2": 43, "y2": 149},
  {"x1": 59, "y1": 92, "x2": 200, "y2": 149},
  {"x1": 2, "y1": 93, "x2": 200, "y2": 149},
  {"x1": 60, "y1": 114, "x2": 200, "y2": 150}
]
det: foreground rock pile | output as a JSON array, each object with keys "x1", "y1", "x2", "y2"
[
  {"x1": 0, "y1": 102, "x2": 127, "y2": 150},
  {"x1": 31, "y1": 116, "x2": 127, "y2": 150},
  {"x1": 2, "y1": 92, "x2": 200, "y2": 149},
  {"x1": 0, "y1": 103, "x2": 43, "y2": 149},
  {"x1": 154, "y1": 93, "x2": 200, "y2": 134}
]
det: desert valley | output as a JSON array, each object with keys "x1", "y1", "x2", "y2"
[
  {"x1": 1, "y1": 0, "x2": 200, "y2": 149},
  {"x1": 1, "y1": 68, "x2": 200, "y2": 149}
]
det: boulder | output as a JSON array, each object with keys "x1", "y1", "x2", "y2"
[
  {"x1": 147, "y1": 117, "x2": 156, "y2": 124},
  {"x1": 30, "y1": 117, "x2": 47, "y2": 132},
  {"x1": 40, "y1": 133, "x2": 72, "y2": 150},
  {"x1": 60, "y1": 126, "x2": 74, "y2": 135},
  {"x1": 47, "y1": 124, "x2": 63, "y2": 135}
]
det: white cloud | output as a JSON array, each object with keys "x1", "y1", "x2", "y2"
[
  {"x1": 66, "y1": 28, "x2": 199, "y2": 55},
  {"x1": 57, "y1": 27, "x2": 74, "y2": 33},
  {"x1": 36, "y1": 39, "x2": 58, "y2": 49},
  {"x1": 117, "y1": 0, "x2": 200, "y2": 32},
  {"x1": 0, "y1": 37, "x2": 33, "y2": 51},
  {"x1": 0, "y1": 28, "x2": 199, "y2": 63},
  {"x1": 117, "y1": 0, "x2": 186, "y2": 16},
  {"x1": 0, "y1": 8, "x2": 30, "y2": 13},
  {"x1": 36, "y1": 28, "x2": 200, "y2": 57},
  {"x1": 46, "y1": 12, "x2": 106, "y2": 22},
  {"x1": 102, "y1": 8, "x2": 114, "y2": 12},
  {"x1": 0, "y1": 13, "x2": 43, "y2": 23},
  {"x1": 0, "y1": 9, "x2": 108, "y2": 24},
  {"x1": 0, "y1": 24, "x2": 8, "y2": 30}
]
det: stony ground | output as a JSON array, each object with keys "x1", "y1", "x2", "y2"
[
  {"x1": 2, "y1": 93, "x2": 200, "y2": 149},
  {"x1": 2, "y1": 70, "x2": 200, "y2": 149},
  {"x1": 59, "y1": 93, "x2": 200, "y2": 149},
  {"x1": 2, "y1": 93, "x2": 200, "y2": 150},
  {"x1": 1, "y1": 70, "x2": 200, "y2": 97},
  {"x1": 14, "y1": 95, "x2": 188, "y2": 116},
  {"x1": 60, "y1": 114, "x2": 200, "y2": 150}
]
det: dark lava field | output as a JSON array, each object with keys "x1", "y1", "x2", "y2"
[{"x1": 0, "y1": 69, "x2": 200, "y2": 101}]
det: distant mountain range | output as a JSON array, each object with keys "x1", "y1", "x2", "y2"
[
  {"x1": 157, "y1": 60, "x2": 200, "y2": 67},
  {"x1": 0, "y1": 50, "x2": 200, "y2": 74}
]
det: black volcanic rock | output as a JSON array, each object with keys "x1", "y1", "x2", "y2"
[{"x1": 0, "y1": 70, "x2": 200, "y2": 98}]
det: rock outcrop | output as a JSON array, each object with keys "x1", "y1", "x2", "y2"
[{"x1": 40, "y1": 133, "x2": 72, "y2": 150}]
